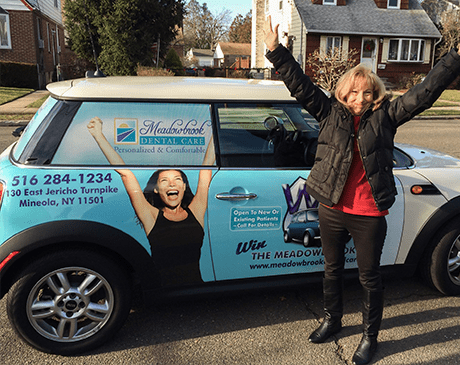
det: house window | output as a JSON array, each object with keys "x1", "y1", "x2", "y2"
[
  {"x1": 0, "y1": 13, "x2": 11, "y2": 49},
  {"x1": 388, "y1": 39, "x2": 425, "y2": 62},
  {"x1": 324, "y1": 0, "x2": 337, "y2": 5},
  {"x1": 326, "y1": 36, "x2": 341, "y2": 54},
  {"x1": 388, "y1": 0, "x2": 400, "y2": 9}
]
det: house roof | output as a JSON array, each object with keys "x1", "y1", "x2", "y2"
[
  {"x1": 191, "y1": 49, "x2": 214, "y2": 58},
  {"x1": 294, "y1": 0, "x2": 441, "y2": 38},
  {"x1": 218, "y1": 42, "x2": 251, "y2": 56}
]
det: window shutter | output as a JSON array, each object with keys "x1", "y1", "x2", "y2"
[
  {"x1": 381, "y1": 38, "x2": 389, "y2": 63},
  {"x1": 320, "y1": 35, "x2": 327, "y2": 56},
  {"x1": 424, "y1": 40, "x2": 431, "y2": 64}
]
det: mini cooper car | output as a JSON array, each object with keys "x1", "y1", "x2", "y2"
[
  {"x1": 1, "y1": 76, "x2": 460, "y2": 355},
  {"x1": 283, "y1": 209, "x2": 320, "y2": 247}
]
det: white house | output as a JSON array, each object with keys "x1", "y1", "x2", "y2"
[{"x1": 186, "y1": 48, "x2": 214, "y2": 67}]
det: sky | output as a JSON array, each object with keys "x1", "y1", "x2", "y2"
[{"x1": 198, "y1": 0, "x2": 252, "y2": 17}]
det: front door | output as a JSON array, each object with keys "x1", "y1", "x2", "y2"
[
  {"x1": 207, "y1": 103, "x2": 405, "y2": 282},
  {"x1": 361, "y1": 37, "x2": 378, "y2": 72}
]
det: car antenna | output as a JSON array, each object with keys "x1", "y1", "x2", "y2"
[{"x1": 84, "y1": 0, "x2": 105, "y2": 78}]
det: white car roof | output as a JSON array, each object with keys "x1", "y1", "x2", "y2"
[{"x1": 47, "y1": 76, "x2": 296, "y2": 102}]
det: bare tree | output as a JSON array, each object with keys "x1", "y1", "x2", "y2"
[
  {"x1": 305, "y1": 47, "x2": 359, "y2": 92},
  {"x1": 183, "y1": 0, "x2": 232, "y2": 51},
  {"x1": 436, "y1": 9, "x2": 460, "y2": 60},
  {"x1": 229, "y1": 12, "x2": 252, "y2": 43}
]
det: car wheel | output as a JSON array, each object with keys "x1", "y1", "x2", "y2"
[
  {"x1": 6, "y1": 249, "x2": 132, "y2": 355},
  {"x1": 284, "y1": 231, "x2": 291, "y2": 243},
  {"x1": 421, "y1": 219, "x2": 460, "y2": 295},
  {"x1": 303, "y1": 232, "x2": 311, "y2": 247}
]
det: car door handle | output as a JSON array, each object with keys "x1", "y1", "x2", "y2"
[{"x1": 215, "y1": 192, "x2": 258, "y2": 201}]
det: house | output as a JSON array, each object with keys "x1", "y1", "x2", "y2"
[
  {"x1": 185, "y1": 48, "x2": 215, "y2": 68},
  {"x1": 252, "y1": 0, "x2": 442, "y2": 85},
  {"x1": 0, "y1": 0, "x2": 71, "y2": 88},
  {"x1": 213, "y1": 42, "x2": 251, "y2": 68}
]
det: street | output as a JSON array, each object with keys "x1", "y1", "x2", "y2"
[{"x1": 0, "y1": 119, "x2": 460, "y2": 364}]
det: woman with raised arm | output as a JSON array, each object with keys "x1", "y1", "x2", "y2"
[
  {"x1": 264, "y1": 16, "x2": 460, "y2": 365},
  {"x1": 87, "y1": 116, "x2": 215, "y2": 286}
]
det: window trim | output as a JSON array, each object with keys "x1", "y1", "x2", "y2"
[
  {"x1": 0, "y1": 13, "x2": 11, "y2": 49},
  {"x1": 387, "y1": 0, "x2": 400, "y2": 9},
  {"x1": 387, "y1": 38, "x2": 426, "y2": 63},
  {"x1": 323, "y1": 0, "x2": 337, "y2": 5}
]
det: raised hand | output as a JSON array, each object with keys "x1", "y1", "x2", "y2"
[
  {"x1": 87, "y1": 116, "x2": 104, "y2": 138},
  {"x1": 263, "y1": 15, "x2": 280, "y2": 52}
]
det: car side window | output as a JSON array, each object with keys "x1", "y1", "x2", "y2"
[
  {"x1": 216, "y1": 104, "x2": 316, "y2": 168},
  {"x1": 52, "y1": 102, "x2": 214, "y2": 166}
]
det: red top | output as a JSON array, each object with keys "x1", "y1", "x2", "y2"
[{"x1": 331, "y1": 116, "x2": 389, "y2": 217}]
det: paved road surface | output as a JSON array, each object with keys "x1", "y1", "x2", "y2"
[{"x1": 0, "y1": 120, "x2": 460, "y2": 364}]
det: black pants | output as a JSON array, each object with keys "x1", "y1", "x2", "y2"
[{"x1": 318, "y1": 204, "x2": 387, "y2": 291}]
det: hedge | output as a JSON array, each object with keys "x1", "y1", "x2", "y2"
[{"x1": 0, "y1": 62, "x2": 38, "y2": 89}]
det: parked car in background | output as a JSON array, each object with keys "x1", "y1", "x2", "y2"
[{"x1": 1, "y1": 76, "x2": 460, "y2": 355}]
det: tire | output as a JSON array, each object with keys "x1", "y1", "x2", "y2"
[
  {"x1": 6, "y1": 249, "x2": 132, "y2": 355},
  {"x1": 303, "y1": 232, "x2": 311, "y2": 247},
  {"x1": 284, "y1": 231, "x2": 291, "y2": 243},
  {"x1": 420, "y1": 218, "x2": 460, "y2": 295}
]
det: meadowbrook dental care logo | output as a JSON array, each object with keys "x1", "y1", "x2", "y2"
[
  {"x1": 114, "y1": 118, "x2": 210, "y2": 146},
  {"x1": 115, "y1": 119, "x2": 138, "y2": 144}
]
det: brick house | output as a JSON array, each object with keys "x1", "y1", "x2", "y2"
[
  {"x1": 252, "y1": 0, "x2": 442, "y2": 86},
  {"x1": 0, "y1": 0, "x2": 72, "y2": 88}
]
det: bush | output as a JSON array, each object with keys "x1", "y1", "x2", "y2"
[
  {"x1": 136, "y1": 66, "x2": 175, "y2": 76},
  {"x1": 163, "y1": 48, "x2": 185, "y2": 76},
  {"x1": 306, "y1": 47, "x2": 359, "y2": 92},
  {"x1": 398, "y1": 72, "x2": 425, "y2": 90},
  {"x1": 0, "y1": 62, "x2": 38, "y2": 89}
]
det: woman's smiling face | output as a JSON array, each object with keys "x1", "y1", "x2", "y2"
[
  {"x1": 346, "y1": 76, "x2": 374, "y2": 116},
  {"x1": 154, "y1": 170, "x2": 186, "y2": 208}
]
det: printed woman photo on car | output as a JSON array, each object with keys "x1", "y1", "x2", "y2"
[{"x1": 87, "y1": 116, "x2": 215, "y2": 286}]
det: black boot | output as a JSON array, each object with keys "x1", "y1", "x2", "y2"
[
  {"x1": 309, "y1": 277, "x2": 343, "y2": 343},
  {"x1": 352, "y1": 289, "x2": 384, "y2": 365}
]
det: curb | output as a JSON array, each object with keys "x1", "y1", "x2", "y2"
[{"x1": 0, "y1": 120, "x2": 29, "y2": 126}]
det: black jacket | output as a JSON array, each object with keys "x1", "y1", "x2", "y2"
[{"x1": 266, "y1": 45, "x2": 460, "y2": 211}]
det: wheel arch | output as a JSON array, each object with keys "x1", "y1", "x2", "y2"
[
  {"x1": 404, "y1": 195, "x2": 460, "y2": 271},
  {"x1": 0, "y1": 220, "x2": 159, "y2": 298}
]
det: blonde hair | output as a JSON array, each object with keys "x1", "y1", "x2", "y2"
[{"x1": 335, "y1": 64, "x2": 387, "y2": 112}]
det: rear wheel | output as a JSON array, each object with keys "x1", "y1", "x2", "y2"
[
  {"x1": 420, "y1": 219, "x2": 460, "y2": 295},
  {"x1": 7, "y1": 249, "x2": 132, "y2": 355},
  {"x1": 284, "y1": 231, "x2": 291, "y2": 243}
]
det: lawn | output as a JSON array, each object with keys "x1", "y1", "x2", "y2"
[
  {"x1": 0, "y1": 87, "x2": 34, "y2": 105},
  {"x1": 437, "y1": 89, "x2": 460, "y2": 103}
]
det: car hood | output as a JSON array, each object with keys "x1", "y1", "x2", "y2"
[{"x1": 396, "y1": 143, "x2": 460, "y2": 169}]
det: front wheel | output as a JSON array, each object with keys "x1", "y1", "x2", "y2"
[
  {"x1": 7, "y1": 249, "x2": 132, "y2": 355},
  {"x1": 420, "y1": 219, "x2": 460, "y2": 295},
  {"x1": 303, "y1": 232, "x2": 311, "y2": 247}
]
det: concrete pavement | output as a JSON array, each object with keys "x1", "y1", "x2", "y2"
[{"x1": 0, "y1": 90, "x2": 49, "y2": 126}]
